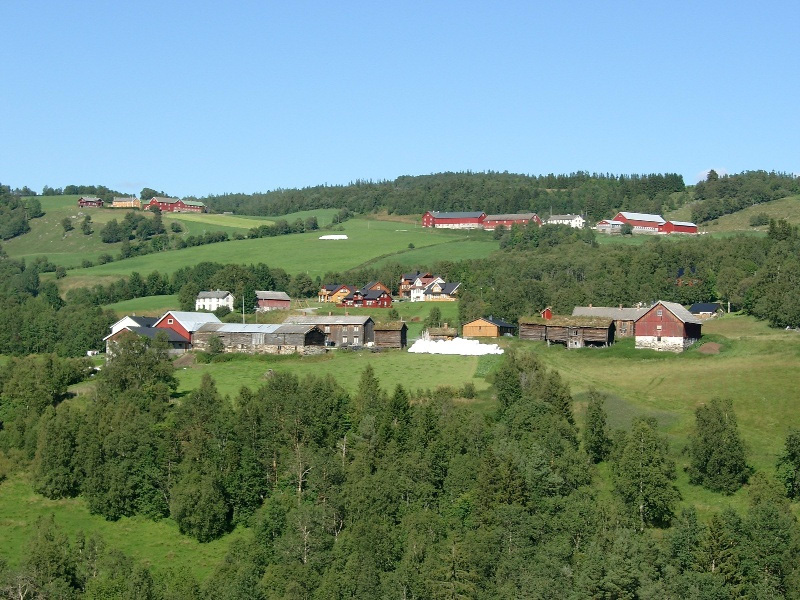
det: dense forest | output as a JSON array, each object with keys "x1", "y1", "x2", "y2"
[
  {"x1": 0, "y1": 184, "x2": 43, "y2": 241},
  {"x1": 2, "y1": 340, "x2": 800, "y2": 598},
  {"x1": 190, "y1": 172, "x2": 688, "y2": 222}
]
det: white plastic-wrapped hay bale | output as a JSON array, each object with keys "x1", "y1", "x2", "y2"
[
  {"x1": 318, "y1": 234, "x2": 348, "y2": 240},
  {"x1": 407, "y1": 337, "x2": 503, "y2": 356}
]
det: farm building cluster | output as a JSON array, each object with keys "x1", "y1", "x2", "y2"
[
  {"x1": 318, "y1": 274, "x2": 461, "y2": 307},
  {"x1": 194, "y1": 290, "x2": 291, "y2": 312},
  {"x1": 77, "y1": 196, "x2": 206, "y2": 212},
  {"x1": 421, "y1": 209, "x2": 697, "y2": 235},
  {"x1": 105, "y1": 310, "x2": 409, "y2": 356},
  {"x1": 422, "y1": 211, "x2": 584, "y2": 230}
]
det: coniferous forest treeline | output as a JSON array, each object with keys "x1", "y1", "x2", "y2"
[
  {"x1": 2, "y1": 339, "x2": 800, "y2": 598},
  {"x1": 192, "y1": 171, "x2": 689, "y2": 222}
]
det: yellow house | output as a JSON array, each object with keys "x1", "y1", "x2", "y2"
[{"x1": 462, "y1": 316, "x2": 516, "y2": 338}]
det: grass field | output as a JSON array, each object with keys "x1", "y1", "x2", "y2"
[
  {"x1": 702, "y1": 194, "x2": 800, "y2": 233},
  {"x1": 0, "y1": 474, "x2": 244, "y2": 581},
  {"x1": 176, "y1": 349, "x2": 497, "y2": 402},
  {"x1": 4, "y1": 196, "x2": 343, "y2": 268},
  {"x1": 55, "y1": 218, "x2": 494, "y2": 293},
  {"x1": 104, "y1": 294, "x2": 179, "y2": 316},
  {"x1": 517, "y1": 313, "x2": 800, "y2": 514}
]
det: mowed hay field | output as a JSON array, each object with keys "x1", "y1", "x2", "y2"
[{"x1": 56, "y1": 218, "x2": 496, "y2": 292}]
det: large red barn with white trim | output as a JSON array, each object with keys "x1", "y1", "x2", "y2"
[{"x1": 422, "y1": 211, "x2": 486, "y2": 229}]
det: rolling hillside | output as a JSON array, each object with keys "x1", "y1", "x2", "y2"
[{"x1": 54, "y1": 218, "x2": 497, "y2": 292}]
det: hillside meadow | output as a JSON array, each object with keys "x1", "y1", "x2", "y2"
[
  {"x1": 3, "y1": 195, "x2": 339, "y2": 268},
  {"x1": 55, "y1": 218, "x2": 493, "y2": 292}
]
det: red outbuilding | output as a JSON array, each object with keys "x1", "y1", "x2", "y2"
[
  {"x1": 660, "y1": 221, "x2": 698, "y2": 234},
  {"x1": 78, "y1": 197, "x2": 104, "y2": 207}
]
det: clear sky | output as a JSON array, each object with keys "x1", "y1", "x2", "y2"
[{"x1": 2, "y1": 1, "x2": 798, "y2": 197}]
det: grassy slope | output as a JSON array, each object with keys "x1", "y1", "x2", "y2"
[
  {"x1": 104, "y1": 294, "x2": 179, "y2": 316},
  {"x1": 4, "y1": 196, "x2": 340, "y2": 268},
  {"x1": 702, "y1": 194, "x2": 800, "y2": 233},
  {"x1": 526, "y1": 314, "x2": 800, "y2": 514},
  {"x1": 55, "y1": 218, "x2": 493, "y2": 293},
  {"x1": 0, "y1": 474, "x2": 245, "y2": 581}
]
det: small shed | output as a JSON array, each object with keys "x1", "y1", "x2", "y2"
[
  {"x1": 427, "y1": 326, "x2": 458, "y2": 341},
  {"x1": 373, "y1": 322, "x2": 408, "y2": 349},
  {"x1": 519, "y1": 315, "x2": 615, "y2": 348},
  {"x1": 462, "y1": 316, "x2": 516, "y2": 338},
  {"x1": 688, "y1": 302, "x2": 722, "y2": 317},
  {"x1": 572, "y1": 306, "x2": 647, "y2": 338}
]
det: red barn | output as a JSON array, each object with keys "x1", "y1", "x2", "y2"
[
  {"x1": 255, "y1": 291, "x2": 291, "y2": 311},
  {"x1": 634, "y1": 301, "x2": 702, "y2": 352},
  {"x1": 153, "y1": 311, "x2": 222, "y2": 345},
  {"x1": 78, "y1": 196, "x2": 104, "y2": 207},
  {"x1": 613, "y1": 212, "x2": 665, "y2": 233},
  {"x1": 482, "y1": 213, "x2": 543, "y2": 230},
  {"x1": 422, "y1": 211, "x2": 486, "y2": 229},
  {"x1": 144, "y1": 197, "x2": 206, "y2": 213},
  {"x1": 660, "y1": 220, "x2": 698, "y2": 234}
]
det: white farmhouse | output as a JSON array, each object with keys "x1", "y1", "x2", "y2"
[
  {"x1": 196, "y1": 290, "x2": 235, "y2": 312},
  {"x1": 547, "y1": 214, "x2": 585, "y2": 228}
]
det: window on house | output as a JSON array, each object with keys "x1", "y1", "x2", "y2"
[
  {"x1": 324, "y1": 326, "x2": 330, "y2": 333},
  {"x1": 354, "y1": 337, "x2": 359, "y2": 345},
  {"x1": 342, "y1": 337, "x2": 348, "y2": 344},
  {"x1": 167, "y1": 318, "x2": 173, "y2": 324},
  {"x1": 656, "y1": 309, "x2": 663, "y2": 317},
  {"x1": 656, "y1": 325, "x2": 662, "y2": 330}
]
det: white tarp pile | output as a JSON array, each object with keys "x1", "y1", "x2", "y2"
[{"x1": 408, "y1": 337, "x2": 504, "y2": 356}]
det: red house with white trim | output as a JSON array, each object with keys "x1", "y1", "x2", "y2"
[{"x1": 422, "y1": 211, "x2": 486, "y2": 229}]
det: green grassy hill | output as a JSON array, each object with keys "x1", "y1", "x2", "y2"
[
  {"x1": 3, "y1": 196, "x2": 340, "y2": 268},
  {"x1": 701, "y1": 194, "x2": 800, "y2": 233},
  {"x1": 55, "y1": 218, "x2": 497, "y2": 292}
]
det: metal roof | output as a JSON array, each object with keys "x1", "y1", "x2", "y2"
[
  {"x1": 285, "y1": 315, "x2": 372, "y2": 325},
  {"x1": 572, "y1": 306, "x2": 648, "y2": 320},
  {"x1": 256, "y1": 291, "x2": 290, "y2": 301},
  {"x1": 617, "y1": 211, "x2": 665, "y2": 224},
  {"x1": 669, "y1": 220, "x2": 697, "y2": 227},
  {"x1": 160, "y1": 311, "x2": 222, "y2": 332},
  {"x1": 648, "y1": 301, "x2": 703, "y2": 324},
  {"x1": 484, "y1": 213, "x2": 538, "y2": 221},
  {"x1": 430, "y1": 211, "x2": 485, "y2": 219},
  {"x1": 197, "y1": 290, "x2": 232, "y2": 299},
  {"x1": 197, "y1": 323, "x2": 319, "y2": 334}
]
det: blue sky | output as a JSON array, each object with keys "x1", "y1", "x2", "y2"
[{"x1": 2, "y1": 1, "x2": 798, "y2": 197}]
